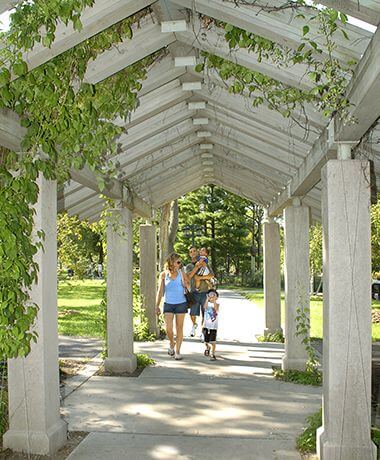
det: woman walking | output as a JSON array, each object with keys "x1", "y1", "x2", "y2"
[{"x1": 156, "y1": 253, "x2": 189, "y2": 360}]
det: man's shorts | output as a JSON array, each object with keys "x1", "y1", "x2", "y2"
[
  {"x1": 189, "y1": 291, "x2": 207, "y2": 316},
  {"x1": 203, "y1": 328, "x2": 217, "y2": 343},
  {"x1": 163, "y1": 302, "x2": 188, "y2": 314}
]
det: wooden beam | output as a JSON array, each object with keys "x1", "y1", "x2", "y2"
[
  {"x1": 317, "y1": 1, "x2": 380, "y2": 26},
  {"x1": 176, "y1": 17, "x2": 314, "y2": 91},
  {"x1": 15, "y1": 0, "x2": 157, "y2": 77},
  {"x1": 0, "y1": 108, "x2": 152, "y2": 218},
  {"x1": 335, "y1": 24, "x2": 380, "y2": 141},
  {"x1": 84, "y1": 17, "x2": 175, "y2": 84},
  {"x1": 0, "y1": 0, "x2": 20, "y2": 15},
  {"x1": 0, "y1": 108, "x2": 25, "y2": 151},
  {"x1": 172, "y1": 0, "x2": 372, "y2": 63},
  {"x1": 268, "y1": 22, "x2": 380, "y2": 216}
]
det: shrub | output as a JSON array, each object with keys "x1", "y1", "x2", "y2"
[
  {"x1": 257, "y1": 331, "x2": 284, "y2": 343},
  {"x1": 273, "y1": 367, "x2": 322, "y2": 386},
  {"x1": 296, "y1": 408, "x2": 322, "y2": 453},
  {"x1": 136, "y1": 353, "x2": 155, "y2": 368}
]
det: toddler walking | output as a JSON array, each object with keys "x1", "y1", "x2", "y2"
[{"x1": 202, "y1": 289, "x2": 219, "y2": 361}]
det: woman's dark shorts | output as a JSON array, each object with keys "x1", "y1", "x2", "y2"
[
  {"x1": 163, "y1": 302, "x2": 188, "y2": 314},
  {"x1": 203, "y1": 328, "x2": 217, "y2": 343}
]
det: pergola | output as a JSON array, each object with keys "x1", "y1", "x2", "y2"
[{"x1": 0, "y1": 0, "x2": 379, "y2": 458}]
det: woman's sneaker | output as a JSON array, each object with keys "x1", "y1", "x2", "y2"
[
  {"x1": 190, "y1": 324, "x2": 197, "y2": 337},
  {"x1": 167, "y1": 347, "x2": 175, "y2": 357},
  {"x1": 175, "y1": 353, "x2": 183, "y2": 360},
  {"x1": 210, "y1": 354, "x2": 216, "y2": 361}
]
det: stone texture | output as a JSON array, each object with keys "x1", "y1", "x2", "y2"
[
  {"x1": 3, "y1": 176, "x2": 67, "y2": 455},
  {"x1": 263, "y1": 219, "x2": 282, "y2": 336},
  {"x1": 139, "y1": 223, "x2": 159, "y2": 336},
  {"x1": 104, "y1": 206, "x2": 137, "y2": 374},
  {"x1": 317, "y1": 159, "x2": 376, "y2": 459},
  {"x1": 282, "y1": 201, "x2": 310, "y2": 371}
]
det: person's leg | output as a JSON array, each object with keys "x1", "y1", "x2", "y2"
[
  {"x1": 175, "y1": 313, "x2": 186, "y2": 356},
  {"x1": 204, "y1": 329, "x2": 210, "y2": 355},
  {"x1": 190, "y1": 292, "x2": 201, "y2": 335},
  {"x1": 164, "y1": 313, "x2": 175, "y2": 351}
]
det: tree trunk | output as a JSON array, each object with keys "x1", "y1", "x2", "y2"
[
  {"x1": 168, "y1": 200, "x2": 179, "y2": 254},
  {"x1": 159, "y1": 203, "x2": 171, "y2": 270}
]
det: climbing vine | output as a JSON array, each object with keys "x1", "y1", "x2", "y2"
[
  {"x1": 195, "y1": 2, "x2": 356, "y2": 128},
  {"x1": 0, "y1": 2, "x2": 161, "y2": 358}
]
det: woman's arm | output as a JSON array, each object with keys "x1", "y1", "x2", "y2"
[{"x1": 156, "y1": 271, "x2": 165, "y2": 315}]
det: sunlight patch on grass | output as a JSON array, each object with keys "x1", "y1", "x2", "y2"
[{"x1": 58, "y1": 280, "x2": 105, "y2": 338}]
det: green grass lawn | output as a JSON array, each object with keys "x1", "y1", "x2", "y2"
[
  {"x1": 236, "y1": 288, "x2": 380, "y2": 341},
  {"x1": 58, "y1": 279, "x2": 105, "y2": 338}
]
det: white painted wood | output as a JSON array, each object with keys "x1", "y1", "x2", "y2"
[
  {"x1": 84, "y1": 17, "x2": 176, "y2": 84},
  {"x1": 188, "y1": 101, "x2": 206, "y2": 110},
  {"x1": 0, "y1": 0, "x2": 20, "y2": 15},
  {"x1": 193, "y1": 118, "x2": 208, "y2": 125},
  {"x1": 20, "y1": 0, "x2": 157, "y2": 77},
  {"x1": 117, "y1": 119, "x2": 197, "y2": 167},
  {"x1": 123, "y1": 80, "x2": 191, "y2": 128},
  {"x1": 120, "y1": 131, "x2": 200, "y2": 177},
  {"x1": 189, "y1": 67, "x2": 324, "y2": 128},
  {"x1": 182, "y1": 81, "x2": 202, "y2": 90},
  {"x1": 336, "y1": 25, "x2": 380, "y2": 141},
  {"x1": 197, "y1": 131, "x2": 211, "y2": 137},
  {"x1": 172, "y1": 0, "x2": 372, "y2": 63},
  {"x1": 176, "y1": 17, "x2": 314, "y2": 91},
  {"x1": 0, "y1": 108, "x2": 25, "y2": 151},
  {"x1": 175, "y1": 56, "x2": 197, "y2": 66},
  {"x1": 139, "y1": 57, "x2": 186, "y2": 97},
  {"x1": 318, "y1": 0, "x2": 380, "y2": 26},
  {"x1": 161, "y1": 20, "x2": 187, "y2": 32},
  {"x1": 128, "y1": 147, "x2": 200, "y2": 185},
  {"x1": 117, "y1": 102, "x2": 194, "y2": 149}
]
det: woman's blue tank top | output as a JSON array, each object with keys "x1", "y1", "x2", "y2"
[{"x1": 164, "y1": 271, "x2": 186, "y2": 304}]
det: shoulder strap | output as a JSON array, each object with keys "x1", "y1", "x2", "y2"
[{"x1": 179, "y1": 269, "x2": 188, "y2": 290}]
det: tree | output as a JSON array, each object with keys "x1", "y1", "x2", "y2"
[
  {"x1": 175, "y1": 186, "x2": 255, "y2": 281},
  {"x1": 372, "y1": 196, "x2": 380, "y2": 277},
  {"x1": 57, "y1": 212, "x2": 104, "y2": 279}
]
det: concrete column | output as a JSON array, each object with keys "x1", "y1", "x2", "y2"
[
  {"x1": 104, "y1": 205, "x2": 137, "y2": 374},
  {"x1": 282, "y1": 198, "x2": 310, "y2": 371},
  {"x1": 317, "y1": 153, "x2": 376, "y2": 459},
  {"x1": 263, "y1": 216, "x2": 282, "y2": 336},
  {"x1": 139, "y1": 223, "x2": 159, "y2": 337},
  {"x1": 3, "y1": 176, "x2": 67, "y2": 455}
]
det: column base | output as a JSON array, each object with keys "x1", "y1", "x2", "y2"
[
  {"x1": 282, "y1": 355, "x2": 307, "y2": 371},
  {"x1": 264, "y1": 327, "x2": 283, "y2": 337},
  {"x1": 104, "y1": 355, "x2": 137, "y2": 374},
  {"x1": 3, "y1": 419, "x2": 67, "y2": 456},
  {"x1": 317, "y1": 426, "x2": 376, "y2": 460}
]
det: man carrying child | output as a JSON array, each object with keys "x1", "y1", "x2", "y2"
[{"x1": 185, "y1": 246, "x2": 214, "y2": 338}]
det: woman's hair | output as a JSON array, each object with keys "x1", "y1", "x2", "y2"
[{"x1": 164, "y1": 252, "x2": 181, "y2": 272}]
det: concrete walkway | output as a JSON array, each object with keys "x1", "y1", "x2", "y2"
[{"x1": 64, "y1": 289, "x2": 321, "y2": 459}]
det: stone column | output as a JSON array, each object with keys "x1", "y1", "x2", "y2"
[
  {"x1": 263, "y1": 215, "x2": 282, "y2": 336},
  {"x1": 3, "y1": 176, "x2": 67, "y2": 455},
  {"x1": 139, "y1": 223, "x2": 159, "y2": 337},
  {"x1": 317, "y1": 146, "x2": 376, "y2": 459},
  {"x1": 282, "y1": 198, "x2": 310, "y2": 371},
  {"x1": 104, "y1": 205, "x2": 137, "y2": 374}
]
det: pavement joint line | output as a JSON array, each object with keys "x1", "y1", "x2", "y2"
[
  {"x1": 76, "y1": 430, "x2": 295, "y2": 441},
  {"x1": 62, "y1": 353, "x2": 103, "y2": 401}
]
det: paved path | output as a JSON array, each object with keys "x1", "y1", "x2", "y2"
[
  {"x1": 64, "y1": 289, "x2": 321, "y2": 459},
  {"x1": 59, "y1": 335, "x2": 103, "y2": 359}
]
